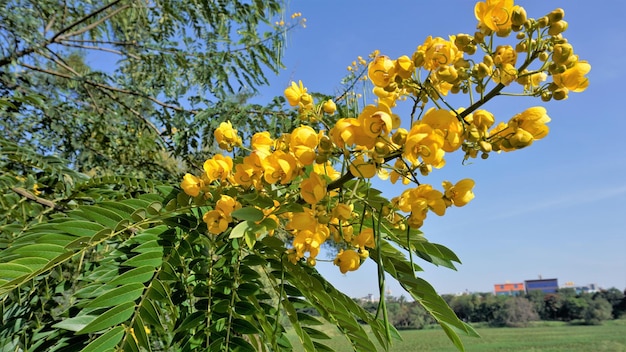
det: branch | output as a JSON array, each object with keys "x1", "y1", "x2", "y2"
[
  {"x1": 57, "y1": 5, "x2": 130, "y2": 40},
  {"x1": 0, "y1": 0, "x2": 124, "y2": 68},
  {"x1": 18, "y1": 62, "x2": 197, "y2": 114},
  {"x1": 11, "y1": 187, "x2": 64, "y2": 211},
  {"x1": 50, "y1": 0, "x2": 124, "y2": 42},
  {"x1": 59, "y1": 41, "x2": 140, "y2": 60}
]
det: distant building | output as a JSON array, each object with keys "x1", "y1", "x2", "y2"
[
  {"x1": 561, "y1": 282, "x2": 599, "y2": 294},
  {"x1": 494, "y1": 282, "x2": 525, "y2": 296},
  {"x1": 525, "y1": 278, "x2": 559, "y2": 294}
]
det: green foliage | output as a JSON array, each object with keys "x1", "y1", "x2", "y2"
[
  {"x1": 0, "y1": 136, "x2": 480, "y2": 351},
  {"x1": 0, "y1": 0, "x2": 298, "y2": 178}
]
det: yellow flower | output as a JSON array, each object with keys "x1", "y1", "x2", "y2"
[
  {"x1": 313, "y1": 161, "x2": 341, "y2": 180},
  {"x1": 493, "y1": 45, "x2": 517, "y2": 66},
  {"x1": 215, "y1": 195, "x2": 241, "y2": 220},
  {"x1": 332, "y1": 203, "x2": 353, "y2": 222},
  {"x1": 322, "y1": 99, "x2": 337, "y2": 114},
  {"x1": 395, "y1": 55, "x2": 414, "y2": 79},
  {"x1": 289, "y1": 125, "x2": 318, "y2": 166},
  {"x1": 553, "y1": 59, "x2": 591, "y2": 93},
  {"x1": 420, "y1": 108, "x2": 464, "y2": 152},
  {"x1": 284, "y1": 80, "x2": 310, "y2": 107},
  {"x1": 233, "y1": 154, "x2": 263, "y2": 188},
  {"x1": 368, "y1": 55, "x2": 395, "y2": 87},
  {"x1": 251, "y1": 131, "x2": 273, "y2": 157},
  {"x1": 293, "y1": 229, "x2": 326, "y2": 261},
  {"x1": 330, "y1": 118, "x2": 376, "y2": 149},
  {"x1": 286, "y1": 207, "x2": 318, "y2": 232},
  {"x1": 475, "y1": 0, "x2": 515, "y2": 33},
  {"x1": 413, "y1": 36, "x2": 463, "y2": 71},
  {"x1": 349, "y1": 155, "x2": 377, "y2": 179},
  {"x1": 214, "y1": 121, "x2": 242, "y2": 152},
  {"x1": 353, "y1": 228, "x2": 376, "y2": 249},
  {"x1": 494, "y1": 63, "x2": 518, "y2": 86},
  {"x1": 300, "y1": 172, "x2": 327, "y2": 205},
  {"x1": 359, "y1": 106, "x2": 393, "y2": 139},
  {"x1": 508, "y1": 106, "x2": 551, "y2": 140},
  {"x1": 203, "y1": 209, "x2": 229, "y2": 234},
  {"x1": 443, "y1": 179, "x2": 475, "y2": 207},
  {"x1": 203, "y1": 155, "x2": 233, "y2": 184},
  {"x1": 333, "y1": 249, "x2": 361, "y2": 274},
  {"x1": 403, "y1": 123, "x2": 446, "y2": 168},
  {"x1": 181, "y1": 173, "x2": 204, "y2": 197},
  {"x1": 261, "y1": 150, "x2": 298, "y2": 185},
  {"x1": 467, "y1": 109, "x2": 495, "y2": 137}
]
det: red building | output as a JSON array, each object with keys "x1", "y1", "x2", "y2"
[{"x1": 494, "y1": 282, "x2": 525, "y2": 296}]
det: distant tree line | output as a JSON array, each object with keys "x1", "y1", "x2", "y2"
[{"x1": 349, "y1": 287, "x2": 626, "y2": 329}]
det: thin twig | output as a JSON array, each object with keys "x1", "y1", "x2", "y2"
[{"x1": 11, "y1": 187, "x2": 64, "y2": 211}]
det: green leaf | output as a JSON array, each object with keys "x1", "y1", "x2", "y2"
[
  {"x1": 81, "y1": 326, "x2": 125, "y2": 352},
  {"x1": 229, "y1": 221, "x2": 249, "y2": 239},
  {"x1": 12, "y1": 243, "x2": 67, "y2": 260},
  {"x1": 53, "y1": 315, "x2": 97, "y2": 332},
  {"x1": 78, "y1": 301, "x2": 136, "y2": 334},
  {"x1": 85, "y1": 283, "x2": 145, "y2": 308},
  {"x1": 0, "y1": 263, "x2": 33, "y2": 280},
  {"x1": 109, "y1": 266, "x2": 155, "y2": 286},
  {"x1": 230, "y1": 207, "x2": 264, "y2": 221},
  {"x1": 174, "y1": 311, "x2": 205, "y2": 333},
  {"x1": 122, "y1": 251, "x2": 163, "y2": 268},
  {"x1": 56, "y1": 220, "x2": 106, "y2": 237},
  {"x1": 230, "y1": 318, "x2": 259, "y2": 334}
]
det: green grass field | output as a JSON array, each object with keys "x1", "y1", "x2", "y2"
[{"x1": 286, "y1": 319, "x2": 626, "y2": 351}]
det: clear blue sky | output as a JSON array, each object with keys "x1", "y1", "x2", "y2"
[{"x1": 253, "y1": 0, "x2": 626, "y2": 297}]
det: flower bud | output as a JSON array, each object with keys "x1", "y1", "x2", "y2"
[
  {"x1": 552, "y1": 88, "x2": 569, "y2": 100},
  {"x1": 539, "y1": 51, "x2": 550, "y2": 62},
  {"x1": 374, "y1": 141, "x2": 389, "y2": 155},
  {"x1": 547, "y1": 8, "x2": 565, "y2": 23},
  {"x1": 511, "y1": 6, "x2": 527, "y2": 27},
  {"x1": 548, "y1": 20, "x2": 568, "y2": 36},
  {"x1": 436, "y1": 65, "x2": 458, "y2": 83},
  {"x1": 391, "y1": 128, "x2": 408, "y2": 145},
  {"x1": 315, "y1": 154, "x2": 328, "y2": 164},
  {"x1": 322, "y1": 99, "x2": 337, "y2": 114},
  {"x1": 509, "y1": 128, "x2": 534, "y2": 148},
  {"x1": 552, "y1": 43, "x2": 573, "y2": 65},
  {"x1": 481, "y1": 152, "x2": 489, "y2": 159},
  {"x1": 479, "y1": 140, "x2": 492, "y2": 153},
  {"x1": 537, "y1": 16, "x2": 549, "y2": 28}
]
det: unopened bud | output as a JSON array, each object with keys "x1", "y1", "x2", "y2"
[
  {"x1": 374, "y1": 141, "x2": 389, "y2": 155},
  {"x1": 552, "y1": 88, "x2": 569, "y2": 100},
  {"x1": 538, "y1": 51, "x2": 550, "y2": 62},
  {"x1": 474, "y1": 31, "x2": 485, "y2": 44},
  {"x1": 479, "y1": 140, "x2": 492, "y2": 153},
  {"x1": 315, "y1": 153, "x2": 328, "y2": 164},
  {"x1": 548, "y1": 20, "x2": 568, "y2": 36},
  {"x1": 511, "y1": 6, "x2": 527, "y2": 27},
  {"x1": 496, "y1": 27, "x2": 511, "y2": 38},
  {"x1": 552, "y1": 43, "x2": 573, "y2": 65},
  {"x1": 547, "y1": 8, "x2": 565, "y2": 23},
  {"x1": 481, "y1": 152, "x2": 489, "y2": 159},
  {"x1": 537, "y1": 16, "x2": 549, "y2": 28},
  {"x1": 515, "y1": 41, "x2": 527, "y2": 53},
  {"x1": 437, "y1": 65, "x2": 458, "y2": 83},
  {"x1": 318, "y1": 135, "x2": 333, "y2": 151},
  {"x1": 516, "y1": 32, "x2": 526, "y2": 40},
  {"x1": 419, "y1": 163, "x2": 432, "y2": 176},
  {"x1": 391, "y1": 128, "x2": 408, "y2": 145}
]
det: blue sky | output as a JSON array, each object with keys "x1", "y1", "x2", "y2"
[{"x1": 252, "y1": 0, "x2": 626, "y2": 298}]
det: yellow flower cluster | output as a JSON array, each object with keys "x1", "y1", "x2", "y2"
[{"x1": 180, "y1": 0, "x2": 590, "y2": 274}]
